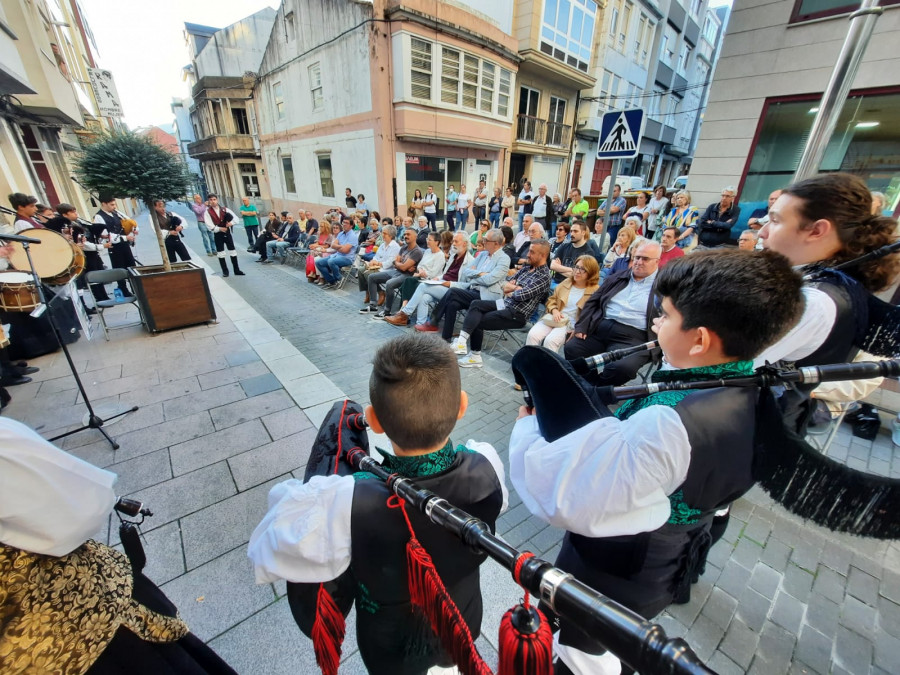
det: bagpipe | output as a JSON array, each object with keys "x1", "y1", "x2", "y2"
[{"x1": 288, "y1": 401, "x2": 715, "y2": 675}]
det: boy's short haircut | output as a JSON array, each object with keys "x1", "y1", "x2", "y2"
[
  {"x1": 369, "y1": 334, "x2": 461, "y2": 450},
  {"x1": 8, "y1": 193, "x2": 36, "y2": 210},
  {"x1": 55, "y1": 203, "x2": 76, "y2": 215},
  {"x1": 656, "y1": 249, "x2": 805, "y2": 361}
]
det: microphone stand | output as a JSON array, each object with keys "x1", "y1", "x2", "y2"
[{"x1": 0, "y1": 233, "x2": 138, "y2": 449}]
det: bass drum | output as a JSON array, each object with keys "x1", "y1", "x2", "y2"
[{"x1": 8, "y1": 228, "x2": 85, "y2": 286}]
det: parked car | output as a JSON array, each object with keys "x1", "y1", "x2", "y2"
[
  {"x1": 600, "y1": 175, "x2": 645, "y2": 194},
  {"x1": 672, "y1": 175, "x2": 689, "y2": 190}
]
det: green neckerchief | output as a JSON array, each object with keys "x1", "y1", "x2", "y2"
[
  {"x1": 354, "y1": 439, "x2": 470, "y2": 481},
  {"x1": 615, "y1": 360, "x2": 755, "y2": 420},
  {"x1": 612, "y1": 360, "x2": 755, "y2": 526}
]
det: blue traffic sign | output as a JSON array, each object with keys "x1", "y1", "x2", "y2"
[{"x1": 597, "y1": 108, "x2": 645, "y2": 159}]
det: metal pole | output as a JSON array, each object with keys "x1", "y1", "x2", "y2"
[
  {"x1": 793, "y1": 0, "x2": 883, "y2": 182},
  {"x1": 598, "y1": 158, "x2": 620, "y2": 251}
]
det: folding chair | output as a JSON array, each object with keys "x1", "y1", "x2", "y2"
[
  {"x1": 807, "y1": 401, "x2": 853, "y2": 456},
  {"x1": 485, "y1": 325, "x2": 529, "y2": 356},
  {"x1": 85, "y1": 269, "x2": 146, "y2": 340}
]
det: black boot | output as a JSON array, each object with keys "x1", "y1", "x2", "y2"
[
  {"x1": 219, "y1": 257, "x2": 229, "y2": 277},
  {"x1": 231, "y1": 255, "x2": 245, "y2": 276}
]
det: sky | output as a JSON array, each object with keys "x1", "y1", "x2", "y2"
[{"x1": 77, "y1": 0, "x2": 276, "y2": 129}]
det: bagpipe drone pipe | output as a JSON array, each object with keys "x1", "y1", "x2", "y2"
[
  {"x1": 511, "y1": 343, "x2": 900, "y2": 539},
  {"x1": 288, "y1": 400, "x2": 715, "y2": 675}
]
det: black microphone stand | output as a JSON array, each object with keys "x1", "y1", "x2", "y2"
[{"x1": 0, "y1": 233, "x2": 138, "y2": 449}]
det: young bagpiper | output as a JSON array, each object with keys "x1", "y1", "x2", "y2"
[{"x1": 203, "y1": 194, "x2": 244, "y2": 277}]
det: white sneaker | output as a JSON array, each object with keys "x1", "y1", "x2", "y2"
[
  {"x1": 452, "y1": 339, "x2": 468, "y2": 355},
  {"x1": 458, "y1": 353, "x2": 482, "y2": 368}
]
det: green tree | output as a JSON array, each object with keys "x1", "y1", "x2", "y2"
[{"x1": 75, "y1": 131, "x2": 193, "y2": 271}]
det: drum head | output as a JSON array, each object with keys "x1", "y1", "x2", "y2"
[
  {"x1": 8, "y1": 228, "x2": 74, "y2": 279},
  {"x1": 0, "y1": 271, "x2": 35, "y2": 284}
]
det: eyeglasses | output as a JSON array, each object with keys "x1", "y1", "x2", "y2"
[
  {"x1": 632, "y1": 255, "x2": 660, "y2": 263},
  {"x1": 573, "y1": 265, "x2": 587, "y2": 272}
]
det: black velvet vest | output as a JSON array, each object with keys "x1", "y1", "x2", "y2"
[{"x1": 349, "y1": 449, "x2": 504, "y2": 675}]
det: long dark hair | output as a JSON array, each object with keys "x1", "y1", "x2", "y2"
[{"x1": 784, "y1": 173, "x2": 899, "y2": 292}]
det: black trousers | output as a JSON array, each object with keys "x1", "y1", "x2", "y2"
[
  {"x1": 164, "y1": 235, "x2": 191, "y2": 263},
  {"x1": 462, "y1": 300, "x2": 525, "y2": 351},
  {"x1": 434, "y1": 287, "x2": 480, "y2": 340},
  {"x1": 82, "y1": 251, "x2": 109, "y2": 301},
  {"x1": 563, "y1": 319, "x2": 650, "y2": 386},
  {"x1": 108, "y1": 241, "x2": 135, "y2": 294},
  {"x1": 214, "y1": 229, "x2": 236, "y2": 255}
]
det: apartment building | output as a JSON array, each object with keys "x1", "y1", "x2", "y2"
[
  {"x1": 575, "y1": 0, "x2": 725, "y2": 194},
  {"x1": 507, "y1": 0, "x2": 598, "y2": 193},
  {"x1": 0, "y1": 0, "x2": 117, "y2": 217},
  {"x1": 689, "y1": 0, "x2": 900, "y2": 210},
  {"x1": 183, "y1": 10, "x2": 276, "y2": 211},
  {"x1": 253, "y1": 0, "x2": 521, "y2": 220}
]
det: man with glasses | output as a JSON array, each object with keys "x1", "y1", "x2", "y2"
[
  {"x1": 564, "y1": 241, "x2": 662, "y2": 386},
  {"x1": 737, "y1": 229, "x2": 760, "y2": 251},
  {"x1": 696, "y1": 186, "x2": 741, "y2": 248}
]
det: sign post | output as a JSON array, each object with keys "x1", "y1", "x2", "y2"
[
  {"x1": 595, "y1": 108, "x2": 645, "y2": 250},
  {"x1": 87, "y1": 68, "x2": 124, "y2": 118}
]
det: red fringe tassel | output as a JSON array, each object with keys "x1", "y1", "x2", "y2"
[
  {"x1": 497, "y1": 552, "x2": 553, "y2": 675},
  {"x1": 389, "y1": 496, "x2": 493, "y2": 675},
  {"x1": 311, "y1": 582, "x2": 346, "y2": 675}
]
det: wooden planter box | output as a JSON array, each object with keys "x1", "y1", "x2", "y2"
[{"x1": 129, "y1": 262, "x2": 216, "y2": 332}]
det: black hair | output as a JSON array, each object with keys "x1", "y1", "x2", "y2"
[
  {"x1": 500, "y1": 225, "x2": 514, "y2": 245},
  {"x1": 9, "y1": 193, "x2": 36, "y2": 210},
  {"x1": 207, "y1": 193, "x2": 217, "y2": 199},
  {"x1": 55, "y1": 203, "x2": 76, "y2": 215},
  {"x1": 656, "y1": 249, "x2": 805, "y2": 361},
  {"x1": 369, "y1": 334, "x2": 461, "y2": 450}
]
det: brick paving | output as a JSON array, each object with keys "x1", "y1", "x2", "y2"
[{"x1": 5, "y1": 202, "x2": 900, "y2": 674}]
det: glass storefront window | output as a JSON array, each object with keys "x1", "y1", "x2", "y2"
[{"x1": 743, "y1": 90, "x2": 900, "y2": 215}]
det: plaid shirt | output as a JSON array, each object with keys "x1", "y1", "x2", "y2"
[{"x1": 504, "y1": 264, "x2": 551, "y2": 317}]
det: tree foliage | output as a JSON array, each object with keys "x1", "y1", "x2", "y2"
[{"x1": 75, "y1": 131, "x2": 191, "y2": 205}]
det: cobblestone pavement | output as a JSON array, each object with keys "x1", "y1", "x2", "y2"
[{"x1": 7, "y1": 203, "x2": 900, "y2": 674}]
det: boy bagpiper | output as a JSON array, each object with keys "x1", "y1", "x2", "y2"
[
  {"x1": 509, "y1": 249, "x2": 805, "y2": 674},
  {"x1": 249, "y1": 333, "x2": 507, "y2": 674}
]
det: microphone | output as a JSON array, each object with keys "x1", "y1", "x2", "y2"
[
  {"x1": 0, "y1": 232, "x2": 42, "y2": 243},
  {"x1": 581, "y1": 341, "x2": 658, "y2": 371}
]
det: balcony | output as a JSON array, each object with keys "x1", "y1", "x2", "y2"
[
  {"x1": 516, "y1": 115, "x2": 545, "y2": 144},
  {"x1": 546, "y1": 121, "x2": 572, "y2": 148},
  {"x1": 186, "y1": 134, "x2": 256, "y2": 159}
]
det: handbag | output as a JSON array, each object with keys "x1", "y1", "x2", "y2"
[{"x1": 540, "y1": 313, "x2": 568, "y2": 328}]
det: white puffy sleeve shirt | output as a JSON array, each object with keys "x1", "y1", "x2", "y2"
[{"x1": 508, "y1": 409, "x2": 691, "y2": 538}]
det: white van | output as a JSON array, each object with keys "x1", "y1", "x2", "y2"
[
  {"x1": 600, "y1": 175, "x2": 644, "y2": 195},
  {"x1": 672, "y1": 175, "x2": 689, "y2": 190}
]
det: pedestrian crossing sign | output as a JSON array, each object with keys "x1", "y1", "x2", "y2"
[{"x1": 597, "y1": 108, "x2": 645, "y2": 159}]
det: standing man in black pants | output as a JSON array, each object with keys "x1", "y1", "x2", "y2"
[
  {"x1": 92, "y1": 195, "x2": 137, "y2": 297},
  {"x1": 203, "y1": 194, "x2": 244, "y2": 277}
]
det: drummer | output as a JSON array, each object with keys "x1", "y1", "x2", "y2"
[
  {"x1": 92, "y1": 195, "x2": 136, "y2": 298},
  {"x1": 50, "y1": 204, "x2": 110, "y2": 304},
  {"x1": 8, "y1": 193, "x2": 43, "y2": 232},
  {"x1": 0, "y1": 244, "x2": 40, "y2": 398}
]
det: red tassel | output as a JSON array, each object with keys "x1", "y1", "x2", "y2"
[
  {"x1": 311, "y1": 583, "x2": 346, "y2": 675},
  {"x1": 498, "y1": 553, "x2": 553, "y2": 675},
  {"x1": 388, "y1": 496, "x2": 493, "y2": 675}
]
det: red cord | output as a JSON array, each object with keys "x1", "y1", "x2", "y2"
[
  {"x1": 513, "y1": 552, "x2": 535, "y2": 608},
  {"x1": 333, "y1": 400, "x2": 349, "y2": 475}
]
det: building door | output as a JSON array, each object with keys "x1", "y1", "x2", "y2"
[
  {"x1": 508, "y1": 154, "x2": 527, "y2": 192},
  {"x1": 517, "y1": 87, "x2": 541, "y2": 143},
  {"x1": 547, "y1": 97, "x2": 567, "y2": 147},
  {"x1": 590, "y1": 159, "x2": 613, "y2": 195}
]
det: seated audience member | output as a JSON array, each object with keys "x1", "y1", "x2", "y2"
[
  {"x1": 550, "y1": 221, "x2": 571, "y2": 256},
  {"x1": 527, "y1": 254, "x2": 600, "y2": 354},
  {"x1": 357, "y1": 224, "x2": 401, "y2": 304},
  {"x1": 602, "y1": 227, "x2": 637, "y2": 273},
  {"x1": 747, "y1": 190, "x2": 782, "y2": 230},
  {"x1": 470, "y1": 219, "x2": 491, "y2": 252},
  {"x1": 623, "y1": 191, "x2": 651, "y2": 236},
  {"x1": 431, "y1": 230, "x2": 511, "y2": 341},
  {"x1": 738, "y1": 229, "x2": 759, "y2": 251},
  {"x1": 439, "y1": 229, "x2": 454, "y2": 256},
  {"x1": 359, "y1": 218, "x2": 382, "y2": 262},
  {"x1": 667, "y1": 191, "x2": 700, "y2": 250},
  {"x1": 315, "y1": 218, "x2": 358, "y2": 288},
  {"x1": 695, "y1": 186, "x2": 741, "y2": 248},
  {"x1": 298, "y1": 210, "x2": 319, "y2": 247},
  {"x1": 265, "y1": 214, "x2": 300, "y2": 263},
  {"x1": 307, "y1": 222, "x2": 340, "y2": 281},
  {"x1": 414, "y1": 216, "x2": 430, "y2": 249},
  {"x1": 512, "y1": 214, "x2": 534, "y2": 251},
  {"x1": 393, "y1": 231, "x2": 446, "y2": 304},
  {"x1": 500, "y1": 223, "x2": 517, "y2": 267},
  {"x1": 360, "y1": 227, "x2": 423, "y2": 315},
  {"x1": 386, "y1": 231, "x2": 473, "y2": 328},
  {"x1": 606, "y1": 236, "x2": 650, "y2": 280},
  {"x1": 511, "y1": 220, "x2": 545, "y2": 269},
  {"x1": 550, "y1": 220, "x2": 601, "y2": 284},
  {"x1": 255, "y1": 211, "x2": 282, "y2": 261},
  {"x1": 509, "y1": 250, "x2": 804, "y2": 675},
  {"x1": 659, "y1": 226, "x2": 686, "y2": 267},
  {"x1": 564, "y1": 241, "x2": 662, "y2": 385},
  {"x1": 454, "y1": 239, "x2": 552, "y2": 368},
  {"x1": 249, "y1": 333, "x2": 506, "y2": 675}
]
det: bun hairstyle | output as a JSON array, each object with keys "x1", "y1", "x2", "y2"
[{"x1": 784, "y1": 173, "x2": 899, "y2": 292}]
